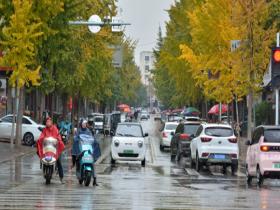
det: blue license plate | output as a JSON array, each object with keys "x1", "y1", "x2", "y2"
[{"x1": 214, "y1": 154, "x2": 225, "y2": 159}]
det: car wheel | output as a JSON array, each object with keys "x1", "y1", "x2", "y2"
[
  {"x1": 257, "y1": 166, "x2": 264, "y2": 187},
  {"x1": 111, "y1": 154, "x2": 116, "y2": 165},
  {"x1": 246, "y1": 164, "x2": 252, "y2": 185},
  {"x1": 176, "y1": 151, "x2": 181, "y2": 162},
  {"x1": 231, "y1": 163, "x2": 238, "y2": 176},
  {"x1": 23, "y1": 132, "x2": 34, "y2": 146},
  {"x1": 195, "y1": 152, "x2": 201, "y2": 172},
  {"x1": 141, "y1": 158, "x2": 146, "y2": 167},
  {"x1": 170, "y1": 154, "x2": 176, "y2": 162},
  {"x1": 191, "y1": 158, "x2": 196, "y2": 169}
]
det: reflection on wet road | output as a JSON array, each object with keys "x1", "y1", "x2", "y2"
[{"x1": 1, "y1": 118, "x2": 280, "y2": 209}]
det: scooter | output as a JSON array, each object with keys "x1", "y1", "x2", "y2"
[
  {"x1": 76, "y1": 134, "x2": 95, "y2": 187},
  {"x1": 40, "y1": 137, "x2": 58, "y2": 185},
  {"x1": 60, "y1": 128, "x2": 69, "y2": 144}
]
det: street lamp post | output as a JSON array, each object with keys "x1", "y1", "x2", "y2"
[{"x1": 69, "y1": 15, "x2": 131, "y2": 34}]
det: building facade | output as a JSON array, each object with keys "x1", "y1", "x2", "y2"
[
  {"x1": 139, "y1": 51, "x2": 157, "y2": 109},
  {"x1": 139, "y1": 51, "x2": 155, "y2": 86}
]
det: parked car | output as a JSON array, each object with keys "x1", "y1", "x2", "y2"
[
  {"x1": 111, "y1": 123, "x2": 148, "y2": 166},
  {"x1": 140, "y1": 111, "x2": 150, "y2": 120},
  {"x1": 160, "y1": 122, "x2": 178, "y2": 151},
  {"x1": 190, "y1": 124, "x2": 238, "y2": 174},
  {"x1": 170, "y1": 121, "x2": 201, "y2": 161},
  {"x1": 0, "y1": 115, "x2": 44, "y2": 146},
  {"x1": 246, "y1": 126, "x2": 280, "y2": 186}
]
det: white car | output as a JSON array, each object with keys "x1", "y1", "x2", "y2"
[
  {"x1": 160, "y1": 122, "x2": 178, "y2": 151},
  {"x1": 93, "y1": 115, "x2": 104, "y2": 132},
  {"x1": 184, "y1": 116, "x2": 200, "y2": 122},
  {"x1": 190, "y1": 124, "x2": 239, "y2": 174},
  {"x1": 111, "y1": 123, "x2": 148, "y2": 166},
  {"x1": 0, "y1": 115, "x2": 44, "y2": 146}
]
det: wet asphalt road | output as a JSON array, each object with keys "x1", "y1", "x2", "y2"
[{"x1": 1, "y1": 118, "x2": 280, "y2": 209}]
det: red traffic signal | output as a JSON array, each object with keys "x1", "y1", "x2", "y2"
[{"x1": 273, "y1": 48, "x2": 280, "y2": 63}]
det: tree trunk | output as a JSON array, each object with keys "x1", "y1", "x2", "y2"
[
  {"x1": 247, "y1": 91, "x2": 253, "y2": 140},
  {"x1": 15, "y1": 87, "x2": 24, "y2": 146},
  {"x1": 10, "y1": 88, "x2": 16, "y2": 147}
]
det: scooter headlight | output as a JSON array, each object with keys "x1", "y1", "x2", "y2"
[{"x1": 114, "y1": 140, "x2": 120, "y2": 147}]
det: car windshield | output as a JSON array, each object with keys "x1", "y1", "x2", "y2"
[
  {"x1": 165, "y1": 124, "x2": 178, "y2": 130},
  {"x1": 205, "y1": 127, "x2": 233, "y2": 137},
  {"x1": 264, "y1": 129, "x2": 280, "y2": 143},
  {"x1": 94, "y1": 117, "x2": 103, "y2": 122},
  {"x1": 116, "y1": 124, "x2": 143, "y2": 137},
  {"x1": 184, "y1": 124, "x2": 200, "y2": 135}
]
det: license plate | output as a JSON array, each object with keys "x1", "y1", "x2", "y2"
[
  {"x1": 123, "y1": 150, "x2": 134, "y2": 154},
  {"x1": 273, "y1": 163, "x2": 280, "y2": 168},
  {"x1": 214, "y1": 154, "x2": 225, "y2": 159}
]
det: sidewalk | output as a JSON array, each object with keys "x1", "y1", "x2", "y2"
[{"x1": 0, "y1": 142, "x2": 35, "y2": 164}]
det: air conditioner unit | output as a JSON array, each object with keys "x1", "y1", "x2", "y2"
[{"x1": 0, "y1": 79, "x2": 6, "y2": 90}]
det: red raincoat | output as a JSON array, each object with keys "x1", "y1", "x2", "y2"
[{"x1": 36, "y1": 125, "x2": 65, "y2": 159}]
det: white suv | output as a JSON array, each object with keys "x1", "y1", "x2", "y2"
[{"x1": 190, "y1": 124, "x2": 239, "y2": 174}]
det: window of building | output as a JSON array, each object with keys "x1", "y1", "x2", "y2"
[
  {"x1": 145, "y1": 56, "x2": 150, "y2": 62},
  {"x1": 145, "y1": 65, "x2": 149, "y2": 71}
]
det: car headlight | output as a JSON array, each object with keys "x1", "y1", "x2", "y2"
[
  {"x1": 114, "y1": 140, "x2": 120, "y2": 147},
  {"x1": 138, "y1": 141, "x2": 143, "y2": 148}
]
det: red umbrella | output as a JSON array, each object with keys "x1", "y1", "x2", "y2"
[
  {"x1": 118, "y1": 104, "x2": 130, "y2": 109},
  {"x1": 208, "y1": 104, "x2": 228, "y2": 115}
]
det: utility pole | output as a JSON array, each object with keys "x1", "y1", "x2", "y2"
[{"x1": 275, "y1": 32, "x2": 280, "y2": 125}]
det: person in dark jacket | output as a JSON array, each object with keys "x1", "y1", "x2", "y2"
[{"x1": 72, "y1": 119, "x2": 100, "y2": 186}]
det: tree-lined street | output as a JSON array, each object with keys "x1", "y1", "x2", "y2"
[
  {"x1": 0, "y1": 117, "x2": 280, "y2": 209},
  {"x1": 1, "y1": 0, "x2": 280, "y2": 209}
]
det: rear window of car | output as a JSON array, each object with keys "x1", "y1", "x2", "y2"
[
  {"x1": 185, "y1": 118, "x2": 200, "y2": 121},
  {"x1": 264, "y1": 129, "x2": 280, "y2": 143},
  {"x1": 165, "y1": 124, "x2": 178, "y2": 130},
  {"x1": 205, "y1": 127, "x2": 233, "y2": 137},
  {"x1": 184, "y1": 124, "x2": 200, "y2": 135}
]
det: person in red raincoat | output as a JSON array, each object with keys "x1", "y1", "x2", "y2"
[{"x1": 37, "y1": 117, "x2": 65, "y2": 183}]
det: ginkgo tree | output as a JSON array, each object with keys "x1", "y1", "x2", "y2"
[
  {"x1": 180, "y1": 0, "x2": 276, "y2": 138},
  {"x1": 0, "y1": 0, "x2": 43, "y2": 145}
]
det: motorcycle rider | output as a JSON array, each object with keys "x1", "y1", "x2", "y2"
[
  {"x1": 72, "y1": 119, "x2": 99, "y2": 186},
  {"x1": 37, "y1": 117, "x2": 65, "y2": 184}
]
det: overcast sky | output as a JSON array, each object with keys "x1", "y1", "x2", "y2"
[{"x1": 116, "y1": 0, "x2": 174, "y2": 65}]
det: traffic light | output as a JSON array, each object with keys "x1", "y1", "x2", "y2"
[{"x1": 271, "y1": 47, "x2": 280, "y2": 88}]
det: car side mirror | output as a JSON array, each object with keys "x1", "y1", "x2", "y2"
[
  {"x1": 110, "y1": 131, "x2": 115, "y2": 136},
  {"x1": 144, "y1": 133, "x2": 149, "y2": 137},
  {"x1": 190, "y1": 134, "x2": 195, "y2": 139},
  {"x1": 171, "y1": 131, "x2": 175, "y2": 136},
  {"x1": 245, "y1": 140, "x2": 251, "y2": 146}
]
